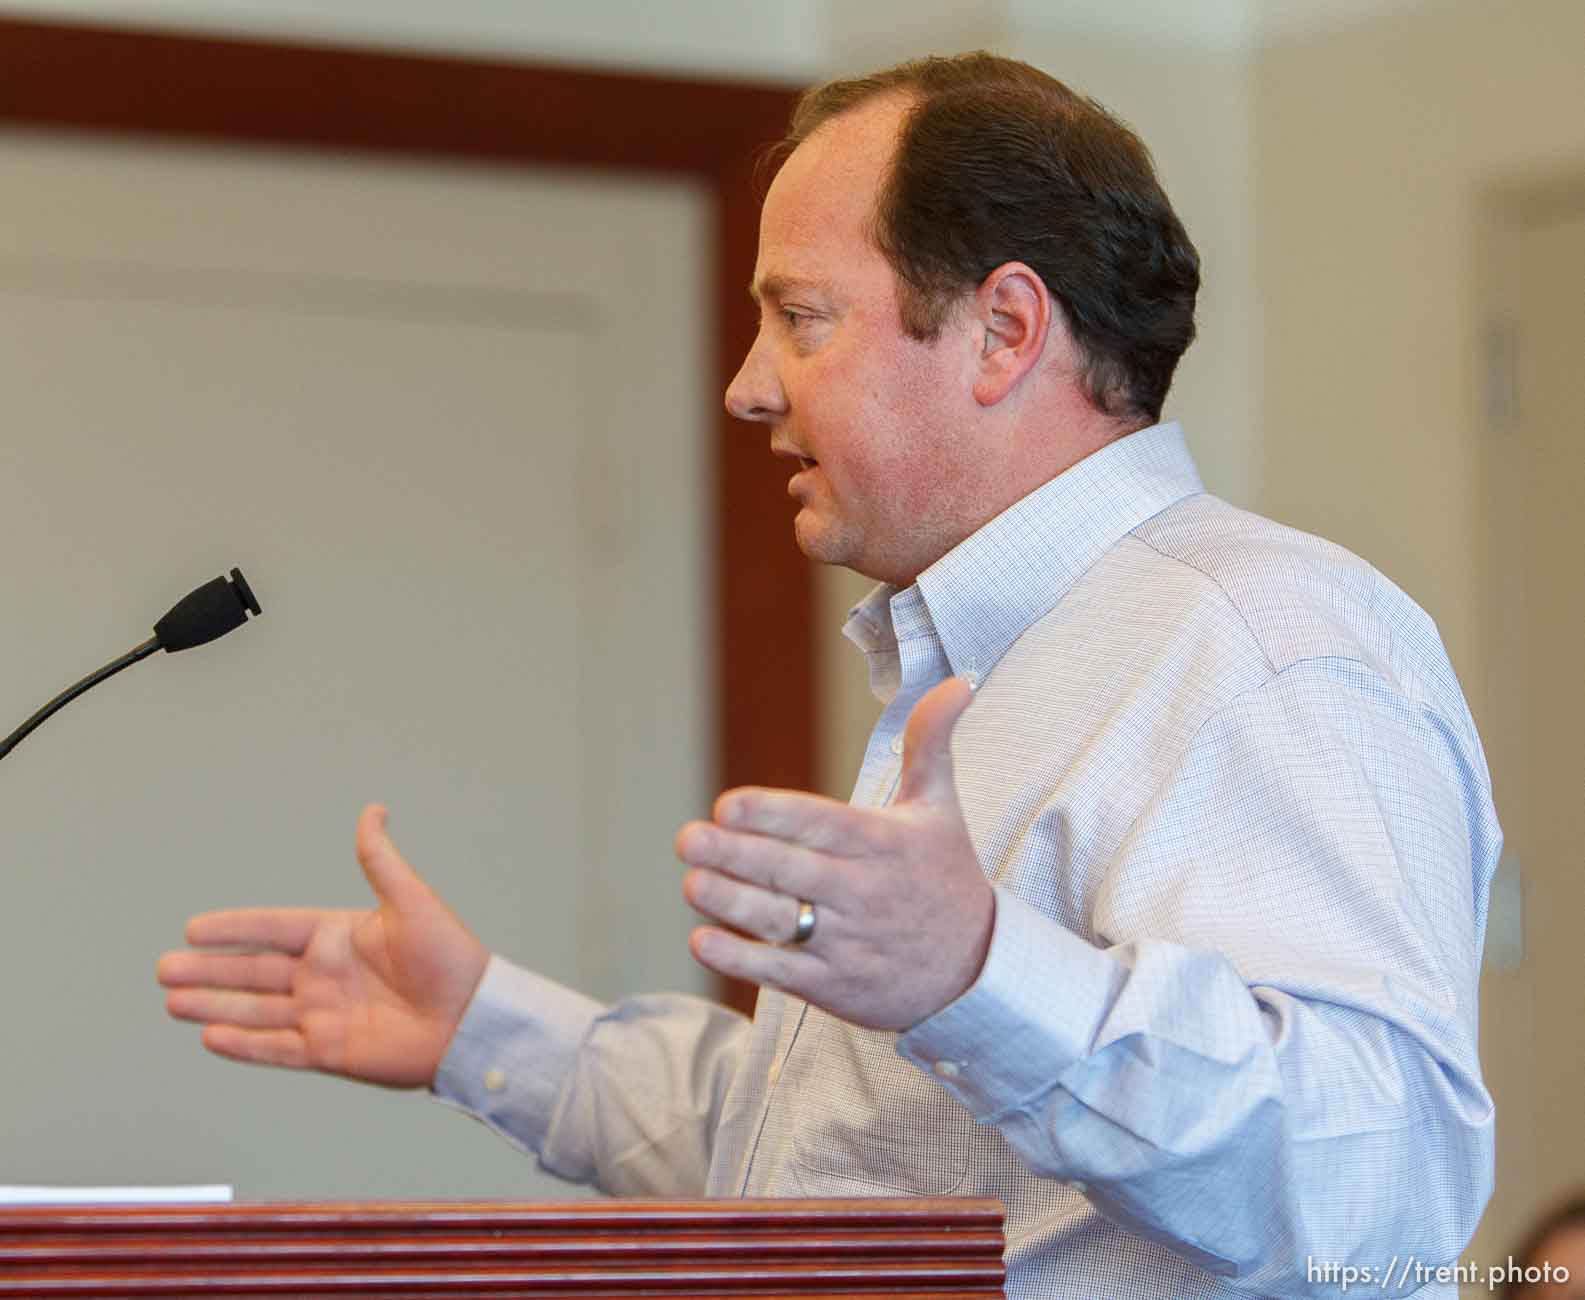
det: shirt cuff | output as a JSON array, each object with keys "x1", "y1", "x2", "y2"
[
  {"x1": 896, "y1": 888, "x2": 1125, "y2": 1120},
  {"x1": 432, "y1": 954, "x2": 607, "y2": 1156}
]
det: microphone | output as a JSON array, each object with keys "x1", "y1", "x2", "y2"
[{"x1": 0, "y1": 567, "x2": 262, "y2": 762}]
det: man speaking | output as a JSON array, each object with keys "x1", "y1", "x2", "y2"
[{"x1": 158, "y1": 53, "x2": 1499, "y2": 1298}]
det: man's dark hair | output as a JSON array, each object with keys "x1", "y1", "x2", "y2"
[{"x1": 779, "y1": 52, "x2": 1200, "y2": 424}]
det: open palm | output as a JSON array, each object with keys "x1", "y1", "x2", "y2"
[{"x1": 157, "y1": 805, "x2": 489, "y2": 1089}]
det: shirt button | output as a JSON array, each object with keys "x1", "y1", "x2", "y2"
[
  {"x1": 767, "y1": 1058, "x2": 783, "y2": 1086},
  {"x1": 889, "y1": 735, "x2": 904, "y2": 755},
  {"x1": 483, "y1": 1067, "x2": 507, "y2": 1093},
  {"x1": 932, "y1": 1059, "x2": 962, "y2": 1080},
  {"x1": 963, "y1": 670, "x2": 981, "y2": 690}
]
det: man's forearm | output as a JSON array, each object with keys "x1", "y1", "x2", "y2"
[{"x1": 435, "y1": 956, "x2": 750, "y2": 1197}]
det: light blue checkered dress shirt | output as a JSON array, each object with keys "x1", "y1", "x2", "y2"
[{"x1": 437, "y1": 422, "x2": 1499, "y2": 1299}]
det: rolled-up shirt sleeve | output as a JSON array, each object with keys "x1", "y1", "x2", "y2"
[{"x1": 898, "y1": 655, "x2": 1498, "y2": 1296}]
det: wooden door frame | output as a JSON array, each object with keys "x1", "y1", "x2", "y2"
[{"x1": 0, "y1": 16, "x2": 808, "y2": 1013}]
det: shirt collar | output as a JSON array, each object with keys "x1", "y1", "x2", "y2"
[{"x1": 842, "y1": 421, "x2": 1203, "y2": 681}]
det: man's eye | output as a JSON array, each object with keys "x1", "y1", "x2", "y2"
[{"x1": 781, "y1": 308, "x2": 811, "y2": 329}]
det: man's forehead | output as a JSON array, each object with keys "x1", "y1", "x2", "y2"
[
  {"x1": 770, "y1": 95, "x2": 910, "y2": 206},
  {"x1": 751, "y1": 97, "x2": 910, "y2": 298}
]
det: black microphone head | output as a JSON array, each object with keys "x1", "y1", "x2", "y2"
[
  {"x1": 229, "y1": 567, "x2": 262, "y2": 617},
  {"x1": 153, "y1": 567, "x2": 263, "y2": 653}
]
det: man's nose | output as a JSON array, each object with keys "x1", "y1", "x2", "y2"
[{"x1": 724, "y1": 335, "x2": 786, "y2": 423}]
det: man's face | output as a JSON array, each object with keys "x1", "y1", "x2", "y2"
[{"x1": 725, "y1": 96, "x2": 983, "y2": 586}]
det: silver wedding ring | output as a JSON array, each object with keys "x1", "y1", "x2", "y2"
[{"x1": 790, "y1": 899, "x2": 816, "y2": 945}]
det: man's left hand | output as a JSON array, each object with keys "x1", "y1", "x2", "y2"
[{"x1": 676, "y1": 676, "x2": 993, "y2": 1031}]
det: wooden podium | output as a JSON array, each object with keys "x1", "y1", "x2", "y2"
[{"x1": 0, "y1": 1197, "x2": 1004, "y2": 1296}]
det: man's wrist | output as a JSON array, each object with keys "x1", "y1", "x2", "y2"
[{"x1": 896, "y1": 890, "x2": 1122, "y2": 1119}]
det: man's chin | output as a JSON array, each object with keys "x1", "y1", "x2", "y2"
[
  {"x1": 793, "y1": 512, "x2": 850, "y2": 568},
  {"x1": 793, "y1": 519, "x2": 888, "y2": 582}
]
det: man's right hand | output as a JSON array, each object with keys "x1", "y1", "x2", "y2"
[{"x1": 156, "y1": 804, "x2": 489, "y2": 1089}]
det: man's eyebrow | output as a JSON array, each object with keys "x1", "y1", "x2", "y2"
[{"x1": 748, "y1": 275, "x2": 826, "y2": 304}]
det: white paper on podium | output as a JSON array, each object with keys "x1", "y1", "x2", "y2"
[{"x1": 0, "y1": 1185, "x2": 233, "y2": 1205}]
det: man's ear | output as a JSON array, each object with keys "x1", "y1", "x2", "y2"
[{"x1": 971, "y1": 262, "x2": 1057, "y2": 408}]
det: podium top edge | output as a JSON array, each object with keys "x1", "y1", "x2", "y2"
[{"x1": 0, "y1": 1197, "x2": 1005, "y2": 1229}]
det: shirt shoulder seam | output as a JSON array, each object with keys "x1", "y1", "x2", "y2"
[{"x1": 1124, "y1": 528, "x2": 1279, "y2": 676}]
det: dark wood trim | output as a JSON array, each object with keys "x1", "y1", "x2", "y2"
[
  {"x1": 0, "y1": 1197, "x2": 1008, "y2": 1296},
  {"x1": 0, "y1": 17, "x2": 809, "y2": 1015}
]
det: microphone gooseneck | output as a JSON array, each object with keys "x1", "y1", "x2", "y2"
[{"x1": 0, "y1": 567, "x2": 262, "y2": 763}]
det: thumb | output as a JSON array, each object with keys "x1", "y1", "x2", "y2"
[
  {"x1": 354, "y1": 803, "x2": 435, "y2": 912},
  {"x1": 895, "y1": 676, "x2": 975, "y2": 808}
]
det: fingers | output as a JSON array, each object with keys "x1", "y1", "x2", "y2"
[
  {"x1": 182, "y1": 909, "x2": 326, "y2": 955},
  {"x1": 689, "y1": 925, "x2": 821, "y2": 990},
  {"x1": 166, "y1": 988, "x2": 299, "y2": 1030},
  {"x1": 200, "y1": 1024, "x2": 311, "y2": 1071},
  {"x1": 354, "y1": 803, "x2": 435, "y2": 911},
  {"x1": 676, "y1": 820, "x2": 827, "y2": 897},
  {"x1": 177, "y1": 805, "x2": 421, "y2": 954},
  {"x1": 676, "y1": 675, "x2": 984, "y2": 1031},
  {"x1": 895, "y1": 676, "x2": 974, "y2": 807},
  {"x1": 711, "y1": 789, "x2": 886, "y2": 855},
  {"x1": 160, "y1": 949, "x2": 301, "y2": 1035},
  {"x1": 156, "y1": 950, "x2": 296, "y2": 993},
  {"x1": 682, "y1": 866, "x2": 810, "y2": 944}
]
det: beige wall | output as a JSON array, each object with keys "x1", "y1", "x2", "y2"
[
  {"x1": 1255, "y1": 0, "x2": 1585, "y2": 700},
  {"x1": 1254, "y1": 0, "x2": 1585, "y2": 1270}
]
